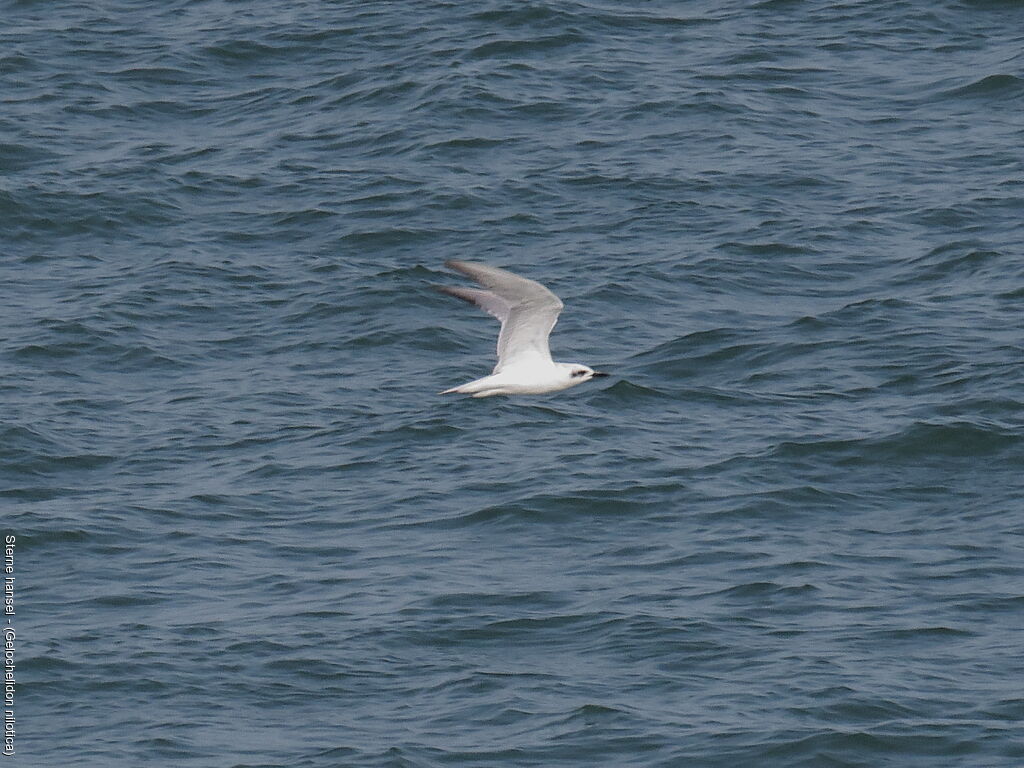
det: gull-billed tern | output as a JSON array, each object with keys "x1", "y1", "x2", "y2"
[{"x1": 435, "y1": 260, "x2": 608, "y2": 397}]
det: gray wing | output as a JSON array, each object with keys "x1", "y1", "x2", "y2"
[{"x1": 438, "y1": 260, "x2": 564, "y2": 370}]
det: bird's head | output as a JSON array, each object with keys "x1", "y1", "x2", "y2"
[{"x1": 560, "y1": 364, "x2": 610, "y2": 386}]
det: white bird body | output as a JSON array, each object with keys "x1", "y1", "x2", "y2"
[
  {"x1": 436, "y1": 260, "x2": 607, "y2": 397},
  {"x1": 441, "y1": 360, "x2": 589, "y2": 397}
]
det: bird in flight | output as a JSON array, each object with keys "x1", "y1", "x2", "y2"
[{"x1": 435, "y1": 260, "x2": 608, "y2": 397}]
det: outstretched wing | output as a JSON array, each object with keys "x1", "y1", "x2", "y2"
[{"x1": 437, "y1": 260, "x2": 564, "y2": 371}]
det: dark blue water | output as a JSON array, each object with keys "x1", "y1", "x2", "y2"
[{"x1": 4, "y1": 1, "x2": 1024, "y2": 765}]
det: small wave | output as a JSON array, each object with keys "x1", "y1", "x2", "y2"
[
  {"x1": 337, "y1": 227, "x2": 445, "y2": 247},
  {"x1": 421, "y1": 488, "x2": 651, "y2": 530},
  {"x1": 200, "y1": 39, "x2": 297, "y2": 67},
  {"x1": 897, "y1": 241, "x2": 1002, "y2": 283},
  {"x1": 471, "y1": 4, "x2": 576, "y2": 27},
  {"x1": 942, "y1": 73, "x2": 1024, "y2": 100},
  {"x1": 109, "y1": 65, "x2": 200, "y2": 85},
  {"x1": 467, "y1": 32, "x2": 586, "y2": 60},
  {"x1": 716, "y1": 240, "x2": 824, "y2": 256},
  {"x1": 597, "y1": 379, "x2": 677, "y2": 401},
  {"x1": 0, "y1": 141, "x2": 60, "y2": 172},
  {"x1": 771, "y1": 420, "x2": 1019, "y2": 464}
]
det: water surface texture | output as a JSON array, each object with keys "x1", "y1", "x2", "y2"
[{"x1": 4, "y1": 1, "x2": 1024, "y2": 766}]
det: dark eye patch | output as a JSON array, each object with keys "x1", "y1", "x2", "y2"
[{"x1": 571, "y1": 370, "x2": 586, "y2": 378}]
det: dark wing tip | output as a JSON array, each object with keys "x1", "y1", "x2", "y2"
[{"x1": 444, "y1": 259, "x2": 474, "y2": 277}]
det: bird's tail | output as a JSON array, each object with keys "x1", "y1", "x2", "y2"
[{"x1": 439, "y1": 374, "x2": 499, "y2": 396}]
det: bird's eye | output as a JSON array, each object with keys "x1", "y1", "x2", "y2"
[{"x1": 572, "y1": 369, "x2": 586, "y2": 378}]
